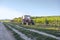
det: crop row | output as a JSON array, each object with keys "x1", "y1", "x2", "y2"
[
  {"x1": 7, "y1": 23, "x2": 57, "y2": 40},
  {"x1": 3, "y1": 23, "x2": 24, "y2": 40}
]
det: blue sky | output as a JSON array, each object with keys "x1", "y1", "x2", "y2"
[{"x1": 0, "y1": 0, "x2": 60, "y2": 19}]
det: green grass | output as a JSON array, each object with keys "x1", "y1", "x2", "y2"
[
  {"x1": 7, "y1": 23, "x2": 57, "y2": 40},
  {"x1": 10, "y1": 22, "x2": 60, "y2": 37},
  {"x1": 3, "y1": 23, "x2": 24, "y2": 40},
  {"x1": 19, "y1": 24, "x2": 60, "y2": 37}
]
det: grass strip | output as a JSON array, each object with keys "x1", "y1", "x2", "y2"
[
  {"x1": 3, "y1": 23, "x2": 24, "y2": 40},
  {"x1": 19, "y1": 24, "x2": 60, "y2": 37},
  {"x1": 8, "y1": 23, "x2": 57, "y2": 40}
]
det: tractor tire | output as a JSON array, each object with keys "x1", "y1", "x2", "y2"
[
  {"x1": 28, "y1": 22, "x2": 30, "y2": 25},
  {"x1": 24, "y1": 23, "x2": 26, "y2": 25},
  {"x1": 31, "y1": 20, "x2": 35, "y2": 25},
  {"x1": 22, "y1": 22, "x2": 26, "y2": 25},
  {"x1": 31, "y1": 22, "x2": 34, "y2": 25}
]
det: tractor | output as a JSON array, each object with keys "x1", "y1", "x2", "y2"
[{"x1": 22, "y1": 15, "x2": 34, "y2": 25}]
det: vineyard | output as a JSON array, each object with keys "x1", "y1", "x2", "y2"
[
  {"x1": 2, "y1": 16, "x2": 60, "y2": 40},
  {"x1": 3, "y1": 22, "x2": 60, "y2": 40},
  {"x1": 12, "y1": 16, "x2": 60, "y2": 25},
  {"x1": 0, "y1": 0, "x2": 60, "y2": 40}
]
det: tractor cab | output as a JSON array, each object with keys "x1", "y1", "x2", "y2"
[
  {"x1": 22, "y1": 15, "x2": 34, "y2": 25},
  {"x1": 22, "y1": 15, "x2": 31, "y2": 20}
]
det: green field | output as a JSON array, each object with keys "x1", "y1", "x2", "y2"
[
  {"x1": 3, "y1": 22, "x2": 60, "y2": 40},
  {"x1": 3, "y1": 16, "x2": 60, "y2": 40}
]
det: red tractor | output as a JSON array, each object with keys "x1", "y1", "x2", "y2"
[{"x1": 22, "y1": 15, "x2": 34, "y2": 25}]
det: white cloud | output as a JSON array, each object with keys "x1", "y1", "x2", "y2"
[{"x1": 0, "y1": 6, "x2": 24, "y2": 19}]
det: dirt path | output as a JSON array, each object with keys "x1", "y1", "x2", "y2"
[
  {"x1": 0, "y1": 23, "x2": 16, "y2": 40},
  {"x1": 16, "y1": 25, "x2": 60, "y2": 40}
]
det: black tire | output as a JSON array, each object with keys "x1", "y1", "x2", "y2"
[
  {"x1": 22, "y1": 22, "x2": 26, "y2": 25},
  {"x1": 31, "y1": 20, "x2": 34, "y2": 25},
  {"x1": 28, "y1": 22, "x2": 30, "y2": 25}
]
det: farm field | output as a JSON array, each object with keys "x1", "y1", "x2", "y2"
[
  {"x1": 0, "y1": 16, "x2": 60, "y2": 40},
  {"x1": 3, "y1": 22, "x2": 60, "y2": 40},
  {"x1": 0, "y1": 0, "x2": 60, "y2": 40},
  {"x1": 10, "y1": 22, "x2": 60, "y2": 37}
]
